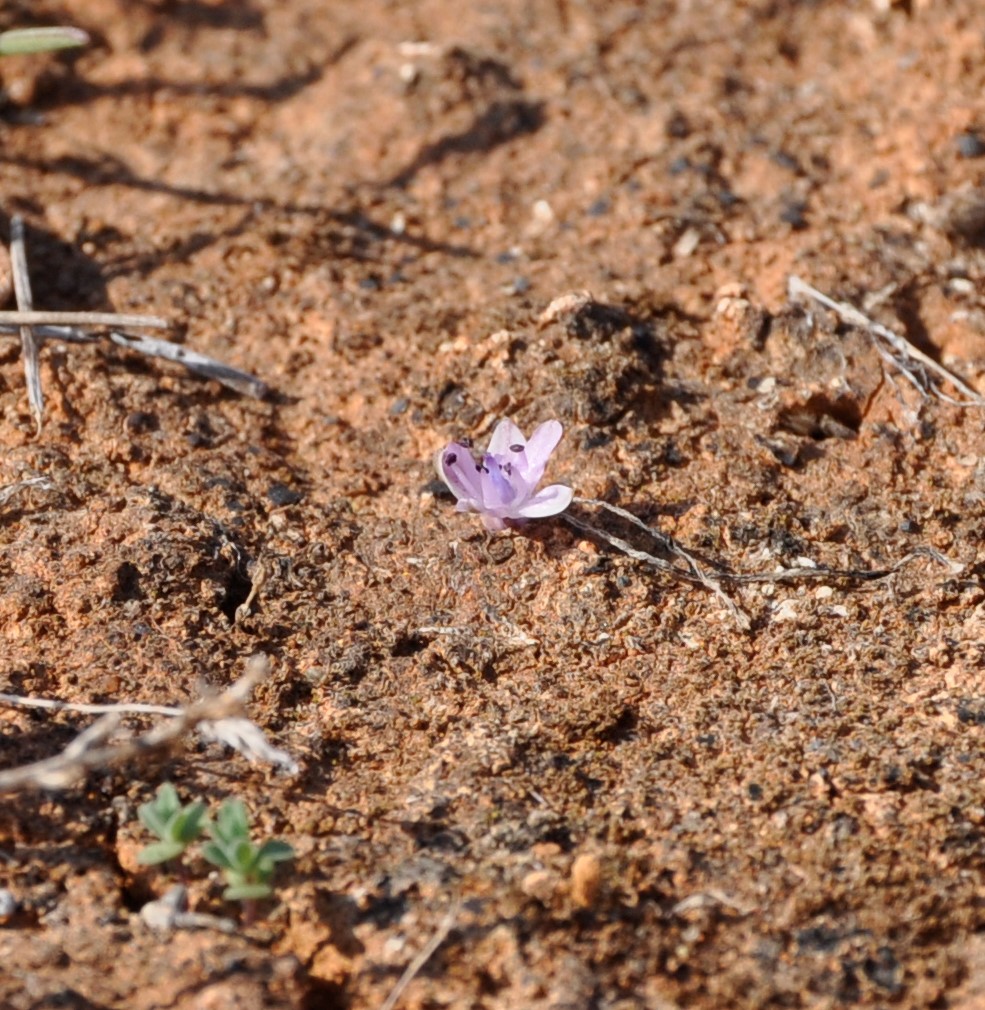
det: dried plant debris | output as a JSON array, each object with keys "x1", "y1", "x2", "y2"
[
  {"x1": 0, "y1": 475, "x2": 51, "y2": 507},
  {"x1": 788, "y1": 274, "x2": 985, "y2": 407},
  {"x1": 0, "y1": 215, "x2": 268, "y2": 431},
  {"x1": 0, "y1": 655, "x2": 297, "y2": 792},
  {"x1": 565, "y1": 497, "x2": 963, "y2": 630}
]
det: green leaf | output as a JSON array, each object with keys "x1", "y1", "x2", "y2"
[
  {"x1": 0, "y1": 27, "x2": 89, "y2": 56},
  {"x1": 231, "y1": 838, "x2": 258, "y2": 872},
  {"x1": 137, "y1": 840, "x2": 185, "y2": 865},
  {"x1": 172, "y1": 801, "x2": 208, "y2": 844},
  {"x1": 212, "y1": 799, "x2": 250, "y2": 845},
  {"x1": 138, "y1": 783, "x2": 191, "y2": 842},
  {"x1": 201, "y1": 840, "x2": 235, "y2": 871},
  {"x1": 256, "y1": 839, "x2": 294, "y2": 864},
  {"x1": 155, "y1": 783, "x2": 181, "y2": 819},
  {"x1": 223, "y1": 882, "x2": 273, "y2": 902}
]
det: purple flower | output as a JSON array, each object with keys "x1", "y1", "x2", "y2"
[{"x1": 435, "y1": 419, "x2": 574, "y2": 531}]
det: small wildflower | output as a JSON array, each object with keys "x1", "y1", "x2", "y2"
[{"x1": 436, "y1": 418, "x2": 573, "y2": 531}]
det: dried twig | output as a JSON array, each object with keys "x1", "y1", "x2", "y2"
[
  {"x1": 566, "y1": 498, "x2": 752, "y2": 630},
  {"x1": 0, "y1": 321, "x2": 268, "y2": 400},
  {"x1": 788, "y1": 274, "x2": 984, "y2": 406},
  {"x1": 140, "y1": 884, "x2": 236, "y2": 934},
  {"x1": 0, "y1": 310, "x2": 168, "y2": 329},
  {"x1": 0, "y1": 324, "x2": 96, "y2": 343},
  {"x1": 107, "y1": 331, "x2": 269, "y2": 399},
  {"x1": 565, "y1": 499, "x2": 963, "y2": 629},
  {"x1": 0, "y1": 218, "x2": 268, "y2": 420},
  {"x1": 0, "y1": 655, "x2": 296, "y2": 792},
  {"x1": 379, "y1": 899, "x2": 460, "y2": 1010},
  {"x1": 10, "y1": 217, "x2": 42, "y2": 434}
]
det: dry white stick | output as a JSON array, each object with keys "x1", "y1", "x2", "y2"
[
  {"x1": 566, "y1": 498, "x2": 752, "y2": 631},
  {"x1": 788, "y1": 274, "x2": 985, "y2": 406},
  {"x1": 0, "y1": 227, "x2": 266, "y2": 404},
  {"x1": 0, "y1": 310, "x2": 168, "y2": 329},
  {"x1": 0, "y1": 324, "x2": 97, "y2": 343},
  {"x1": 379, "y1": 899, "x2": 460, "y2": 1010},
  {"x1": 0, "y1": 695, "x2": 180, "y2": 717},
  {"x1": 0, "y1": 323, "x2": 268, "y2": 398},
  {"x1": 0, "y1": 655, "x2": 288, "y2": 792},
  {"x1": 108, "y1": 331, "x2": 269, "y2": 398},
  {"x1": 10, "y1": 216, "x2": 42, "y2": 434}
]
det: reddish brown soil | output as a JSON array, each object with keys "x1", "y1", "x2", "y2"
[{"x1": 2, "y1": 1, "x2": 985, "y2": 1007}]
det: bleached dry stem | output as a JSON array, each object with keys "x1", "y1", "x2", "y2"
[
  {"x1": 0, "y1": 655, "x2": 294, "y2": 792},
  {"x1": 0, "y1": 310, "x2": 168, "y2": 329},
  {"x1": 379, "y1": 899, "x2": 460, "y2": 1010},
  {"x1": 788, "y1": 274, "x2": 984, "y2": 406},
  {"x1": 10, "y1": 217, "x2": 42, "y2": 434},
  {"x1": 0, "y1": 217, "x2": 268, "y2": 420},
  {"x1": 565, "y1": 499, "x2": 963, "y2": 631}
]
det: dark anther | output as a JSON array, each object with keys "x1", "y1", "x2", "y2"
[
  {"x1": 476, "y1": 463, "x2": 489, "y2": 473},
  {"x1": 510, "y1": 444, "x2": 523, "y2": 452},
  {"x1": 503, "y1": 462, "x2": 513, "y2": 475},
  {"x1": 460, "y1": 438, "x2": 474, "y2": 448},
  {"x1": 445, "y1": 452, "x2": 458, "y2": 466}
]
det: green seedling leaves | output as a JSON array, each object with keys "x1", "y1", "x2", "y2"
[
  {"x1": 135, "y1": 786, "x2": 293, "y2": 910},
  {"x1": 202, "y1": 798, "x2": 294, "y2": 902},
  {"x1": 136, "y1": 783, "x2": 208, "y2": 866},
  {"x1": 0, "y1": 27, "x2": 89, "y2": 56}
]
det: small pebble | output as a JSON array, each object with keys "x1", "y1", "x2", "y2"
[
  {"x1": 956, "y1": 131, "x2": 985, "y2": 159},
  {"x1": 521, "y1": 869, "x2": 555, "y2": 903},
  {"x1": 0, "y1": 889, "x2": 17, "y2": 920},
  {"x1": 570, "y1": 852, "x2": 602, "y2": 909},
  {"x1": 267, "y1": 482, "x2": 302, "y2": 506}
]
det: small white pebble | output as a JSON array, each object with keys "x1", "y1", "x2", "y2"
[
  {"x1": 531, "y1": 199, "x2": 554, "y2": 224},
  {"x1": 0, "y1": 889, "x2": 17, "y2": 919},
  {"x1": 673, "y1": 226, "x2": 701, "y2": 258}
]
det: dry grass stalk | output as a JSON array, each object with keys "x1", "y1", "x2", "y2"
[
  {"x1": 566, "y1": 498, "x2": 963, "y2": 630},
  {"x1": 0, "y1": 216, "x2": 268, "y2": 425},
  {"x1": 788, "y1": 274, "x2": 984, "y2": 406},
  {"x1": 0, "y1": 655, "x2": 295, "y2": 792},
  {"x1": 10, "y1": 217, "x2": 43, "y2": 434},
  {"x1": 0, "y1": 310, "x2": 168, "y2": 329},
  {"x1": 379, "y1": 899, "x2": 460, "y2": 1010}
]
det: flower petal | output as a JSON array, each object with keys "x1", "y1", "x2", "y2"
[
  {"x1": 524, "y1": 420, "x2": 563, "y2": 466},
  {"x1": 477, "y1": 454, "x2": 520, "y2": 508},
  {"x1": 513, "y1": 483, "x2": 573, "y2": 518},
  {"x1": 435, "y1": 443, "x2": 482, "y2": 502},
  {"x1": 487, "y1": 418, "x2": 526, "y2": 457},
  {"x1": 515, "y1": 419, "x2": 563, "y2": 486}
]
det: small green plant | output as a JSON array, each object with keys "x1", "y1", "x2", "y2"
[
  {"x1": 0, "y1": 27, "x2": 89, "y2": 57},
  {"x1": 137, "y1": 783, "x2": 209, "y2": 866},
  {"x1": 201, "y1": 798, "x2": 294, "y2": 901}
]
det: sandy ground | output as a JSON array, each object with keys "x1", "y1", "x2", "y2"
[{"x1": 1, "y1": 1, "x2": 985, "y2": 1007}]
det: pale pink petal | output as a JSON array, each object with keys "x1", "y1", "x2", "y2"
[
  {"x1": 524, "y1": 420, "x2": 563, "y2": 465},
  {"x1": 487, "y1": 418, "x2": 526, "y2": 457},
  {"x1": 435, "y1": 444, "x2": 482, "y2": 502},
  {"x1": 513, "y1": 483, "x2": 573, "y2": 518},
  {"x1": 516, "y1": 419, "x2": 563, "y2": 486}
]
